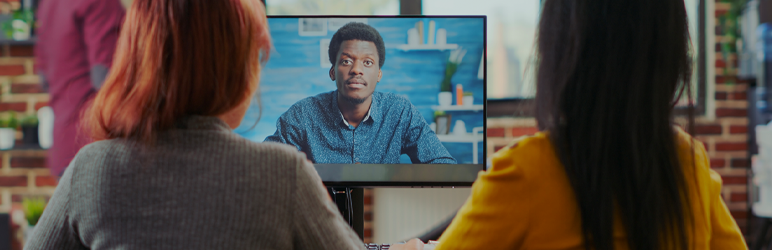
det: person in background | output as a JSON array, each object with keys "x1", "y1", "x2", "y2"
[
  {"x1": 395, "y1": 0, "x2": 747, "y2": 249},
  {"x1": 265, "y1": 22, "x2": 455, "y2": 164},
  {"x1": 35, "y1": 0, "x2": 126, "y2": 177},
  {"x1": 26, "y1": 1, "x2": 364, "y2": 249}
]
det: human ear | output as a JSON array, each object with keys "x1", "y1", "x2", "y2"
[{"x1": 329, "y1": 67, "x2": 335, "y2": 81}]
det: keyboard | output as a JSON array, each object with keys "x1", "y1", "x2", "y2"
[{"x1": 365, "y1": 242, "x2": 438, "y2": 250}]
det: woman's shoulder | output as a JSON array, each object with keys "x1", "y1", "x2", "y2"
[{"x1": 488, "y1": 131, "x2": 562, "y2": 179}]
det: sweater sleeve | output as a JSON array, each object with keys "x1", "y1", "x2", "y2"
[
  {"x1": 434, "y1": 141, "x2": 532, "y2": 249},
  {"x1": 24, "y1": 161, "x2": 86, "y2": 250},
  {"x1": 707, "y1": 169, "x2": 748, "y2": 249},
  {"x1": 291, "y1": 152, "x2": 365, "y2": 250}
]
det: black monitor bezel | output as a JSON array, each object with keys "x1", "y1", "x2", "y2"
[{"x1": 267, "y1": 15, "x2": 488, "y2": 187}]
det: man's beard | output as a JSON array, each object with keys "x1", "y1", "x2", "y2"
[{"x1": 341, "y1": 94, "x2": 367, "y2": 104}]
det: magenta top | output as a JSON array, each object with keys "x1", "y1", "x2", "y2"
[{"x1": 35, "y1": 0, "x2": 125, "y2": 176}]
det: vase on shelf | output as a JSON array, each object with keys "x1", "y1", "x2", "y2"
[
  {"x1": 463, "y1": 95, "x2": 474, "y2": 106},
  {"x1": 0, "y1": 128, "x2": 14, "y2": 150},
  {"x1": 438, "y1": 92, "x2": 452, "y2": 106}
]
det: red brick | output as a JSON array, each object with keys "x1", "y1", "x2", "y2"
[
  {"x1": 34, "y1": 101, "x2": 49, "y2": 111},
  {"x1": 715, "y1": 92, "x2": 727, "y2": 100},
  {"x1": 0, "y1": 65, "x2": 24, "y2": 76},
  {"x1": 10, "y1": 195, "x2": 21, "y2": 203},
  {"x1": 0, "y1": 102, "x2": 26, "y2": 112},
  {"x1": 731, "y1": 158, "x2": 749, "y2": 168},
  {"x1": 715, "y1": 43, "x2": 722, "y2": 52},
  {"x1": 715, "y1": 108, "x2": 747, "y2": 117},
  {"x1": 363, "y1": 194, "x2": 372, "y2": 205},
  {"x1": 729, "y1": 126, "x2": 747, "y2": 134},
  {"x1": 10, "y1": 157, "x2": 46, "y2": 168},
  {"x1": 716, "y1": 9, "x2": 728, "y2": 17},
  {"x1": 716, "y1": 59, "x2": 726, "y2": 68},
  {"x1": 694, "y1": 125, "x2": 722, "y2": 135},
  {"x1": 730, "y1": 210, "x2": 748, "y2": 219},
  {"x1": 731, "y1": 92, "x2": 747, "y2": 100},
  {"x1": 364, "y1": 228, "x2": 372, "y2": 238},
  {"x1": 511, "y1": 127, "x2": 538, "y2": 137},
  {"x1": 494, "y1": 145, "x2": 505, "y2": 152},
  {"x1": 710, "y1": 158, "x2": 726, "y2": 168},
  {"x1": 721, "y1": 176, "x2": 747, "y2": 185},
  {"x1": 730, "y1": 192, "x2": 748, "y2": 202},
  {"x1": 364, "y1": 212, "x2": 372, "y2": 221},
  {"x1": 0, "y1": 176, "x2": 26, "y2": 187},
  {"x1": 35, "y1": 176, "x2": 57, "y2": 187},
  {"x1": 715, "y1": 142, "x2": 747, "y2": 151},
  {"x1": 716, "y1": 76, "x2": 735, "y2": 84},
  {"x1": 8, "y1": 45, "x2": 33, "y2": 57},
  {"x1": 10, "y1": 83, "x2": 44, "y2": 94},
  {"x1": 487, "y1": 128, "x2": 505, "y2": 137}
]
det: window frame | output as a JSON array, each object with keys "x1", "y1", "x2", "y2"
[{"x1": 480, "y1": 0, "x2": 707, "y2": 118}]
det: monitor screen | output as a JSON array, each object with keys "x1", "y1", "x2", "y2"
[{"x1": 236, "y1": 16, "x2": 487, "y2": 186}]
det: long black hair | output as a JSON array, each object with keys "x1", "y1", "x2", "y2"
[{"x1": 535, "y1": 0, "x2": 694, "y2": 249}]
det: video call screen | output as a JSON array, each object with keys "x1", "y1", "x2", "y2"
[{"x1": 236, "y1": 16, "x2": 486, "y2": 165}]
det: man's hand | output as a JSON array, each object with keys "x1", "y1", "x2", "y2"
[{"x1": 390, "y1": 238, "x2": 424, "y2": 250}]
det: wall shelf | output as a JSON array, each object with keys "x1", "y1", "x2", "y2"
[
  {"x1": 436, "y1": 133, "x2": 484, "y2": 143},
  {"x1": 397, "y1": 44, "x2": 458, "y2": 51},
  {"x1": 431, "y1": 105, "x2": 483, "y2": 111}
]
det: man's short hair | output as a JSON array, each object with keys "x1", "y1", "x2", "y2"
[{"x1": 328, "y1": 22, "x2": 386, "y2": 68}]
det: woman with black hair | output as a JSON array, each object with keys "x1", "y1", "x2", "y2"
[{"x1": 394, "y1": 0, "x2": 746, "y2": 249}]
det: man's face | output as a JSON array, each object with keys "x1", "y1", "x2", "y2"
[{"x1": 330, "y1": 39, "x2": 382, "y2": 105}]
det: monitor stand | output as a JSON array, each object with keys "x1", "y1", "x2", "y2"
[{"x1": 328, "y1": 187, "x2": 364, "y2": 240}]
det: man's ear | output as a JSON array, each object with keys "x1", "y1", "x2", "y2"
[
  {"x1": 377, "y1": 69, "x2": 383, "y2": 82},
  {"x1": 329, "y1": 67, "x2": 335, "y2": 81}
]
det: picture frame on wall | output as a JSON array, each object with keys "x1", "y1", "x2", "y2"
[{"x1": 298, "y1": 18, "x2": 327, "y2": 36}]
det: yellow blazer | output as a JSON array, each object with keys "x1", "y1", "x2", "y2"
[{"x1": 436, "y1": 128, "x2": 747, "y2": 249}]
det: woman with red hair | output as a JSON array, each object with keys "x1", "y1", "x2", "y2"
[{"x1": 26, "y1": 1, "x2": 364, "y2": 249}]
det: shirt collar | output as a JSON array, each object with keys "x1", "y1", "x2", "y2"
[{"x1": 332, "y1": 90, "x2": 379, "y2": 127}]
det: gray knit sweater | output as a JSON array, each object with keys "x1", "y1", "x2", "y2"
[{"x1": 25, "y1": 116, "x2": 366, "y2": 250}]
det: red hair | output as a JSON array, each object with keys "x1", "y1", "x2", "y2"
[{"x1": 84, "y1": 0, "x2": 271, "y2": 144}]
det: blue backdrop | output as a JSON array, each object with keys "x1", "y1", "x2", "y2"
[{"x1": 236, "y1": 17, "x2": 485, "y2": 164}]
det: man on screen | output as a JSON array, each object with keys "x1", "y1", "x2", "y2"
[{"x1": 265, "y1": 22, "x2": 456, "y2": 164}]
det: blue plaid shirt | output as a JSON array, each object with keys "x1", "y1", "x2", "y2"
[{"x1": 265, "y1": 91, "x2": 456, "y2": 164}]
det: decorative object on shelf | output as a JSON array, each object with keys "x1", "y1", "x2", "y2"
[
  {"x1": 434, "y1": 111, "x2": 451, "y2": 135},
  {"x1": 0, "y1": 111, "x2": 18, "y2": 150},
  {"x1": 439, "y1": 49, "x2": 466, "y2": 106},
  {"x1": 416, "y1": 20, "x2": 424, "y2": 44},
  {"x1": 429, "y1": 122, "x2": 436, "y2": 133},
  {"x1": 455, "y1": 84, "x2": 463, "y2": 105},
  {"x1": 438, "y1": 92, "x2": 452, "y2": 107},
  {"x1": 408, "y1": 28, "x2": 419, "y2": 45},
  {"x1": 436, "y1": 28, "x2": 446, "y2": 45},
  {"x1": 452, "y1": 120, "x2": 467, "y2": 135},
  {"x1": 462, "y1": 92, "x2": 474, "y2": 106},
  {"x1": 427, "y1": 20, "x2": 436, "y2": 45},
  {"x1": 20, "y1": 114, "x2": 37, "y2": 146},
  {"x1": 37, "y1": 107, "x2": 53, "y2": 149},
  {"x1": 22, "y1": 197, "x2": 46, "y2": 244}
]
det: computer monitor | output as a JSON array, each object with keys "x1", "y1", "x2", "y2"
[{"x1": 236, "y1": 15, "x2": 487, "y2": 187}]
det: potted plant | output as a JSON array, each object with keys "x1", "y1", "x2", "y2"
[
  {"x1": 20, "y1": 114, "x2": 38, "y2": 146},
  {"x1": 439, "y1": 48, "x2": 466, "y2": 106},
  {"x1": 462, "y1": 91, "x2": 474, "y2": 106},
  {"x1": 0, "y1": 111, "x2": 18, "y2": 150},
  {"x1": 22, "y1": 197, "x2": 46, "y2": 243}
]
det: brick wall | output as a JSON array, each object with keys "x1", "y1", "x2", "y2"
[
  {"x1": 485, "y1": 1, "x2": 751, "y2": 237},
  {"x1": 0, "y1": 43, "x2": 55, "y2": 250}
]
